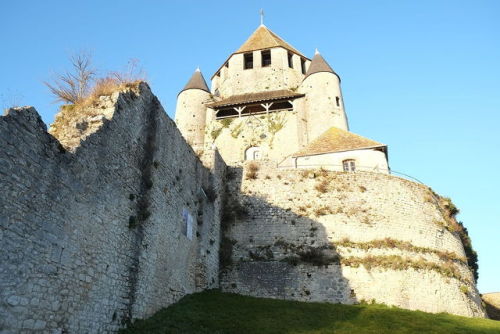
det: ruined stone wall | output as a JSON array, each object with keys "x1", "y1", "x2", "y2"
[
  {"x1": 0, "y1": 83, "x2": 225, "y2": 333},
  {"x1": 220, "y1": 162, "x2": 486, "y2": 318}
]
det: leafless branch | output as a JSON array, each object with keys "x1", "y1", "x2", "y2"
[{"x1": 44, "y1": 52, "x2": 96, "y2": 104}]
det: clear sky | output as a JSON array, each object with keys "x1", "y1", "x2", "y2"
[{"x1": 1, "y1": 1, "x2": 499, "y2": 293}]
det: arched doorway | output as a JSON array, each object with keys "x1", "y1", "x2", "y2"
[{"x1": 245, "y1": 146, "x2": 262, "y2": 161}]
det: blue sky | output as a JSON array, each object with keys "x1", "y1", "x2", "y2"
[{"x1": 1, "y1": 1, "x2": 499, "y2": 293}]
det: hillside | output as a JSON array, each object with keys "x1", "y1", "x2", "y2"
[{"x1": 120, "y1": 290, "x2": 500, "y2": 334}]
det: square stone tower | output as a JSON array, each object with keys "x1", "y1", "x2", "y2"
[{"x1": 176, "y1": 24, "x2": 388, "y2": 172}]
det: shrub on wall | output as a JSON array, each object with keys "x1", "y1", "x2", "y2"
[{"x1": 245, "y1": 162, "x2": 259, "y2": 180}]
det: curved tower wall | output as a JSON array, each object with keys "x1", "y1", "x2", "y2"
[
  {"x1": 300, "y1": 72, "x2": 349, "y2": 142},
  {"x1": 175, "y1": 89, "x2": 210, "y2": 152},
  {"x1": 220, "y1": 163, "x2": 486, "y2": 318}
]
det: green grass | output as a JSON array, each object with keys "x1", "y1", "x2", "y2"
[{"x1": 120, "y1": 290, "x2": 500, "y2": 334}]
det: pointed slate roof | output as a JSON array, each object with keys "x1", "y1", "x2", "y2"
[
  {"x1": 180, "y1": 69, "x2": 209, "y2": 94},
  {"x1": 236, "y1": 25, "x2": 305, "y2": 57},
  {"x1": 304, "y1": 50, "x2": 338, "y2": 80},
  {"x1": 292, "y1": 127, "x2": 386, "y2": 157}
]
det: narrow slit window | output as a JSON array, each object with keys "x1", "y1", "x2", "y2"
[
  {"x1": 261, "y1": 50, "x2": 271, "y2": 67},
  {"x1": 244, "y1": 53, "x2": 253, "y2": 69},
  {"x1": 225, "y1": 62, "x2": 229, "y2": 68},
  {"x1": 287, "y1": 52, "x2": 293, "y2": 68},
  {"x1": 301, "y1": 58, "x2": 306, "y2": 74},
  {"x1": 336, "y1": 96, "x2": 340, "y2": 107}
]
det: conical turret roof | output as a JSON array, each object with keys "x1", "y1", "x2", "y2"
[
  {"x1": 304, "y1": 50, "x2": 338, "y2": 80},
  {"x1": 180, "y1": 69, "x2": 209, "y2": 94},
  {"x1": 236, "y1": 25, "x2": 305, "y2": 57}
]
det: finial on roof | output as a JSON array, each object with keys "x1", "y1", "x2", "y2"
[
  {"x1": 196, "y1": 66, "x2": 200, "y2": 72},
  {"x1": 315, "y1": 48, "x2": 320, "y2": 55},
  {"x1": 259, "y1": 9, "x2": 265, "y2": 26}
]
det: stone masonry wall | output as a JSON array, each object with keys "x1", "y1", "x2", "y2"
[
  {"x1": 205, "y1": 109, "x2": 304, "y2": 166},
  {"x1": 220, "y1": 162, "x2": 486, "y2": 318},
  {"x1": 0, "y1": 83, "x2": 225, "y2": 333}
]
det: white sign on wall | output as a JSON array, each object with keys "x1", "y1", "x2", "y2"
[{"x1": 182, "y1": 208, "x2": 193, "y2": 240}]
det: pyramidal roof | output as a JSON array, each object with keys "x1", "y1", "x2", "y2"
[
  {"x1": 292, "y1": 127, "x2": 386, "y2": 157},
  {"x1": 304, "y1": 50, "x2": 338, "y2": 79},
  {"x1": 236, "y1": 25, "x2": 305, "y2": 57},
  {"x1": 180, "y1": 69, "x2": 209, "y2": 94}
]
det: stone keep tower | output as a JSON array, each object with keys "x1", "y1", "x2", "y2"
[{"x1": 175, "y1": 24, "x2": 386, "y2": 171}]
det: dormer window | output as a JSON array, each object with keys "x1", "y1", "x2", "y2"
[
  {"x1": 261, "y1": 50, "x2": 271, "y2": 67},
  {"x1": 343, "y1": 159, "x2": 356, "y2": 172},
  {"x1": 244, "y1": 53, "x2": 253, "y2": 69},
  {"x1": 288, "y1": 52, "x2": 293, "y2": 68},
  {"x1": 301, "y1": 58, "x2": 306, "y2": 74}
]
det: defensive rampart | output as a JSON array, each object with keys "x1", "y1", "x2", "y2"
[
  {"x1": 220, "y1": 162, "x2": 486, "y2": 318},
  {"x1": 0, "y1": 83, "x2": 225, "y2": 333}
]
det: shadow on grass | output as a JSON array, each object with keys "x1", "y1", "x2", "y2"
[{"x1": 120, "y1": 290, "x2": 500, "y2": 334}]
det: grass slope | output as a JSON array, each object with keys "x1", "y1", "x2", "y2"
[{"x1": 121, "y1": 290, "x2": 500, "y2": 334}]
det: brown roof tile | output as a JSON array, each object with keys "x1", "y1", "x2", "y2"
[
  {"x1": 293, "y1": 127, "x2": 386, "y2": 157},
  {"x1": 236, "y1": 25, "x2": 305, "y2": 57},
  {"x1": 211, "y1": 25, "x2": 309, "y2": 80},
  {"x1": 206, "y1": 90, "x2": 304, "y2": 109}
]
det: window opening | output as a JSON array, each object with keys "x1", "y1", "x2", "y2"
[
  {"x1": 336, "y1": 96, "x2": 340, "y2": 107},
  {"x1": 288, "y1": 52, "x2": 293, "y2": 68},
  {"x1": 269, "y1": 101, "x2": 293, "y2": 111},
  {"x1": 216, "y1": 108, "x2": 239, "y2": 119},
  {"x1": 343, "y1": 159, "x2": 356, "y2": 172},
  {"x1": 244, "y1": 53, "x2": 253, "y2": 69},
  {"x1": 245, "y1": 146, "x2": 262, "y2": 161},
  {"x1": 301, "y1": 58, "x2": 306, "y2": 74},
  {"x1": 261, "y1": 50, "x2": 271, "y2": 67}
]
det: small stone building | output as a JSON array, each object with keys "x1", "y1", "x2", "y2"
[{"x1": 175, "y1": 24, "x2": 389, "y2": 172}]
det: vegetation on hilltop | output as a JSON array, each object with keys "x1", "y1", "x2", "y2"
[
  {"x1": 45, "y1": 52, "x2": 146, "y2": 109},
  {"x1": 120, "y1": 290, "x2": 500, "y2": 334}
]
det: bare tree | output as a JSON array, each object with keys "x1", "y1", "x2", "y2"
[
  {"x1": 110, "y1": 58, "x2": 146, "y2": 84},
  {"x1": 44, "y1": 52, "x2": 96, "y2": 104}
]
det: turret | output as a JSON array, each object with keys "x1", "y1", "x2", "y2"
[
  {"x1": 175, "y1": 69, "x2": 211, "y2": 151},
  {"x1": 299, "y1": 50, "x2": 348, "y2": 143},
  {"x1": 210, "y1": 25, "x2": 311, "y2": 97}
]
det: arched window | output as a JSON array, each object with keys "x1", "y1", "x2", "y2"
[
  {"x1": 245, "y1": 146, "x2": 262, "y2": 161},
  {"x1": 343, "y1": 159, "x2": 356, "y2": 172}
]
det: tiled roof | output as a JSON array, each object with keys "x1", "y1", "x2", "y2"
[
  {"x1": 236, "y1": 25, "x2": 305, "y2": 57},
  {"x1": 304, "y1": 51, "x2": 338, "y2": 80},
  {"x1": 206, "y1": 90, "x2": 304, "y2": 109},
  {"x1": 211, "y1": 25, "x2": 308, "y2": 80},
  {"x1": 293, "y1": 127, "x2": 386, "y2": 157},
  {"x1": 179, "y1": 69, "x2": 209, "y2": 94}
]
